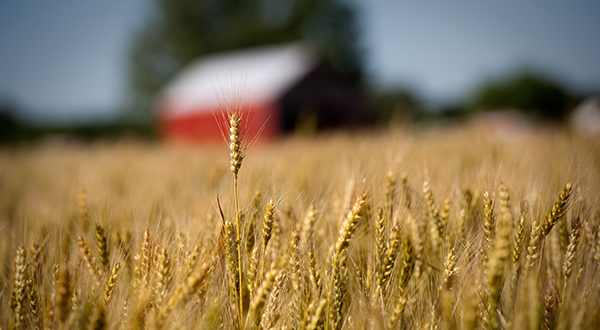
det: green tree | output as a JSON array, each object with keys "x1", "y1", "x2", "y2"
[
  {"x1": 127, "y1": 0, "x2": 363, "y2": 121},
  {"x1": 470, "y1": 71, "x2": 573, "y2": 120}
]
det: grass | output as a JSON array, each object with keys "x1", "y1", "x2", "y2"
[{"x1": 1, "y1": 120, "x2": 600, "y2": 329}]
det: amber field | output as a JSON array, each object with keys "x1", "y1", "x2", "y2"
[{"x1": 1, "y1": 117, "x2": 600, "y2": 330}]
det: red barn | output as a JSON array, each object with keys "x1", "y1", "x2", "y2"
[{"x1": 158, "y1": 43, "x2": 372, "y2": 143}]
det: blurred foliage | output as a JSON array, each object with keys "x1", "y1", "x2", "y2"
[
  {"x1": 0, "y1": 103, "x2": 23, "y2": 142},
  {"x1": 368, "y1": 86, "x2": 420, "y2": 124},
  {"x1": 0, "y1": 102, "x2": 154, "y2": 144},
  {"x1": 127, "y1": 0, "x2": 364, "y2": 121},
  {"x1": 469, "y1": 71, "x2": 574, "y2": 120}
]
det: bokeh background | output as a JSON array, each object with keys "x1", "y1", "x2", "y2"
[{"x1": 1, "y1": 0, "x2": 600, "y2": 142}]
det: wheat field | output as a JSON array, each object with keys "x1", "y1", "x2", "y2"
[{"x1": 1, "y1": 119, "x2": 600, "y2": 330}]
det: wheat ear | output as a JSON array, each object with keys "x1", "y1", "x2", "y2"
[
  {"x1": 385, "y1": 170, "x2": 396, "y2": 225},
  {"x1": 228, "y1": 111, "x2": 245, "y2": 325},
  {"x1": 96, "y1": 223, "x2": 109, "y2": 271},
  {"x1": 562, "y1": 216, "x2": 582, "y2": 302},
  {"x1": 541, "y1": 183, "x2": 572, "y2": 237},
  {"x1": 510, "y1": 204, "x2": 527, "y2": 297},
  {"x1": 457, "y1": 187, "x2": 473, "y2": 243},
  {"x1": 328, "y1": 194, "x2": 367, "y2": 327},
  {"x1": 376, "y1": 223, "x2": 401, "y2": 299},
  {"x1": 78, "y1": 235, "x2": 102, "y2": 286},
  {"x1": 388, "y1": 238, "x2": 416, "y2": 329},
  {"x1": 224, "y1": 220, "x2": 242, "y2": 326},
  {"x1": 486, "y1": 183, "x2": 513, "y2": 330},
  {"x1": 259, "y1": 199, "x2": 275, "y2": 285},
  {"x1": 140, "y1": 228, "x2": 152, "y2": 292},
  {"x1": 482, "y1": 190, "x2": 495, "y2": 272},
  {"x1": 424, "y1": 181, "x2": 443, "y2": 253},
  {"x1": 154, "y1": 247, "x2": 171, "y2": 307},
  {"x1": 78, "y1": 186, "x2": 89, "y2": 231},
  {"x1": 11, "y1": 246, "x2": 26, "y2": 330},
  {"x1": 104, "y1": 262, "x2": 121, "y2": 305},
  {"x1": 374, "y1": 207, "x2": 386, "y2": 286},
  {"x1": 56, "y1": 262, "x2": 71, "y2": 324}
]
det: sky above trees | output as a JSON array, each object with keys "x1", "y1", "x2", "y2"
[{"x1": 0, "y1": 0, "x2": 599, "y2": 122}]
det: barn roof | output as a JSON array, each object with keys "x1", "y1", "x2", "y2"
[{"x1": 161, "y1": 43, "x2": 317, "y2": 117}]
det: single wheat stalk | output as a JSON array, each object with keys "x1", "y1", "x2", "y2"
[
  {"x1": 443, "y1": 246, "x2": 458, "y2": 291},
  {"x1": 385, "y1": 170, "x2": 396, "y2": 225},
  {"x1": 154, "y1": 247, "x2": 171, "y2": 307},
  {"x1": 28, "y1": 241, "x2": 43, "y2": 330},
  {"x1": 30, "y1": 240, "x2": 41, "y2": 280},
  {"x1": 388, "y1": 294, "x2": 407, "y2": 329},
  {"x1": 289, "y1": 230, "x2": 302, "y2": 329},
  {"x1": 440, "y1": 198, "x2": 451, "y2": 242},
  {"x1": 140, "y1": 228, "x2": 152, "y2": 292},
  {"x1": 300, "y1": 204, "x2": 317, "y2": 248},
  {"x1": 510, "y1": 205, "x2": 527, "y2": 296},
  {"x1": 77, "y1": 235, "x2": 102, "y2": 286},
  {"x1": 228, "y1": 110, "x2": 245, "y2": 325},
  {"x1": 328, "y1": 252, "x2": 348, "y2": 330},
  {"x1": 12, "y1": 246, "x2": 27, "y2": 330},
  {"x1": 401, "y1": 172, "x2": 411, "y2": 210},
  {"x1": 96, "y1": 223, "x2": 109, "y2": 271},
  {"x1": 26, "y1": 277, "x2": 42, "y2": 330},
  {"x1": 482, "y1": 190, "x2": 495, "y2": 272},
  {"x1": 104, "y1": 262, "x2": 121, "y2": 305},
  {"x1": 542, "y1": 283, "x2": 558, "y2": 330},
  {"x1": 224, "y1": 219, "x2": 242, "y2": 326},
  {"x1": 376, "y1": 223, "x2": 401, "y2": 297},
  {"x1": 562, "y1": 216, "x2": 582, "y2": 302},
  {"x1": 388, "y1": 238, "x2": 416, "y2": 329},
  {"x1": 541, "y1": 183, "x2": 572, "y2": 237},
  {"x1": 56, "y1": 262, "x2": 71, "y2": 325},
  {"x1": 374, "y1": 207, "x2": 386, "y2": 285},
  {"x1": 78, "y1": 186, "x2": 89, "y2": 230},
  {"x1": 457, "y1": 187, "x2": 473, "y2": 242},
  {"x1": 424, "y1": 181, "x2": 443, "y2": 252},
  {"x1": 327, "y1": 193, "x2": 366, "y2": 327},
  {"x1": 331, "y1": 194, "x2": 367, "y2": 268},
  {"x1": 308, "y1": 245, "x2": 320, "y2": 299},
  {"x1": 486, "y1": 183, "x2": 513, "y2": 330},
  {"x1": 526, "y1": 183, "x2": 573, "y2": 273},
  {"x1": 259, "y1": 199, "x2": 275, "y2": 286},
  {"x1": 248, "y1": 245, "x2": 259, "y2": 299}
]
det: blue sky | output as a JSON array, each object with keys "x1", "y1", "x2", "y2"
[
  {"x1": 1, "y1": 0, "x2": 599, "y2": 123},
  {"x1": 360, "y1": 1, "x2": 600, "y2": 102}
]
